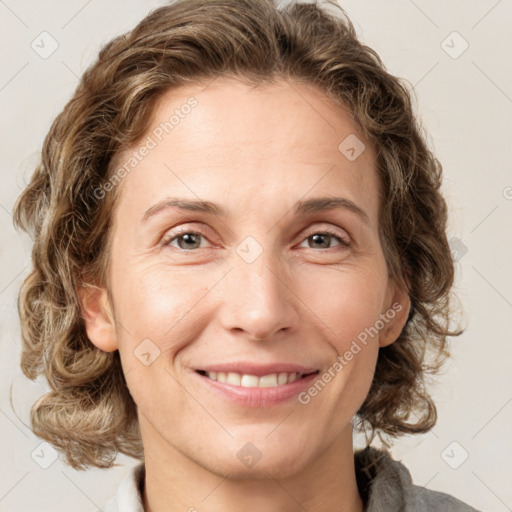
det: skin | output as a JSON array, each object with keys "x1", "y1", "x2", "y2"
[{"x1": 80, "y1": 76, "x2": 410, "y2": 512}]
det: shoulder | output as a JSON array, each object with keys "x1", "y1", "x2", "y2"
[
  {"x1": 103, "y1": 462, "x2": 146, "y2": 512},
  {"x1": 354, "y1": 446, "x2": 481, "y2": 512}
]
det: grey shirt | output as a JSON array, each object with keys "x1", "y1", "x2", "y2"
[{"x1": 104, "y1": 446, "x2": 481, "y2": 511}]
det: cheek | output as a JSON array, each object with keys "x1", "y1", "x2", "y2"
[
  {"x1": 294, "y1": 264, "x2": 388, "y2": 346},
  {"x1": 292, "y1": 264, "x2": 386, "y2": 403},
  {"x1": 112, "y1": 266, "x2": 207, "y2": 416},
  {"x1": 110, "y1": 263, "x2": 212, "y2": 396},
  {"x1": 293, "y1": 268, "x2": 383, "y2": 428},
  {"x1": 114, "y1": 263, "x2": 205, "y2": 337}
]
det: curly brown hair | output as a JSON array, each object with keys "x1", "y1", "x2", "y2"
[{"x1": 12, "y1": 0, "x2": 461, "y2": 470}]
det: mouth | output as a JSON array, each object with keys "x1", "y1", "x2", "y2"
[{"x1": 195, "y1": 369, "x2": 320, "y2": 388}]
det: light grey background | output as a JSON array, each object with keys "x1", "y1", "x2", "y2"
[{"x1": 1, "y1": 1, "x2": 511, "y2": 510}]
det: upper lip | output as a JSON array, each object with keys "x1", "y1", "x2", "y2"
[{"x1": 195, "y1": 362, "x2": 319, "y2": 377}]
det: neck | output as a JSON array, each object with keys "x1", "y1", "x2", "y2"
[{"x1": 141, "y1": 422, "x2": 365, "y2": 512}]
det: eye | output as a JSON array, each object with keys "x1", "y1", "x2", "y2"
[
  {"x1": 298, "y1": 230, "x2": 350, "y2": 250},
  {"x1": 160, "y1": 227, "x2": 351, "y2": 252},
  {"x1": 162, "y1": 230, "x2": 212, "y2": 251}
]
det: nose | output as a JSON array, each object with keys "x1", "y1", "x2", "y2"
[{"x1": 218, "y1": 248, "x2": 300, "y2": 342}]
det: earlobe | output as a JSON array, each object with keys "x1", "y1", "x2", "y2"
[
  {"x1": 78, "y1": 284, "x2": 118, "y2": 352},
  {"x1": 379, "y1": 281, "x2": 411, "y2": 348}
]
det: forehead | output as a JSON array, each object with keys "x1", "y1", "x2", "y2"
[{"x1": 111, "y1": 76, "x2": 379, "y2": 225}]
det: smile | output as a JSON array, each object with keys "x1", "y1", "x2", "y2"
[
  {"x1": 193, "y1": 369, "x2": 321, "y2": 407},
  {"x1": 196, "y1": 370, "x2": 319, "y2": 388}
]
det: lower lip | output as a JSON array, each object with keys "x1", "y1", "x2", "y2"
[{"x1": 192, "y1": 371, "x2": 319, "y2": 407}]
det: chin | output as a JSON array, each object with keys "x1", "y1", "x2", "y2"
[{"x1": 202, "y1": 438, "x2": 313, "y2": 480}]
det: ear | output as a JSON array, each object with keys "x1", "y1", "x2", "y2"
[
  {"x1": 78, "y1": 284, "x2": 118, "y2": 352},
  {"x1": 379, "y1": 278, "x2": 411, "y2": 348}
]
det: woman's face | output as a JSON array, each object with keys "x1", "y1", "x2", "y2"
[{"x1": 86, "y1": 77, "x2": 409, "y2": 478}]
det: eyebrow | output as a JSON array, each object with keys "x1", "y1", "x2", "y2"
[{"x1": 141, "y1": 196, "x2": 371, "y2": 226}]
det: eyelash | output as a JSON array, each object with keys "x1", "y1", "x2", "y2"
[{"x1": 160, "y1": 226, "x2": 351, "y2": 252}]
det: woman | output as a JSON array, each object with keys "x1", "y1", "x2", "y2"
[{"x1": 12, "y1": 0, "x2": 480, "y2": 510}]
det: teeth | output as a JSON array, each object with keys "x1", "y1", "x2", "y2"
[
  {"x1": 241, "y1": 374, "x2": 260, "y2": 387},
  {"x1": 204, "y1": 371, "x2": 303, "y2": 387},
  {"x1": 277, "y1": 373, "x2": 288, "y2": 385},
  {"x1": 226, "y1": 372, "x2": 241, "y2": 386},
  {"x1": 258, "y1": 374, "x2": 277, "y2": 387}
]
